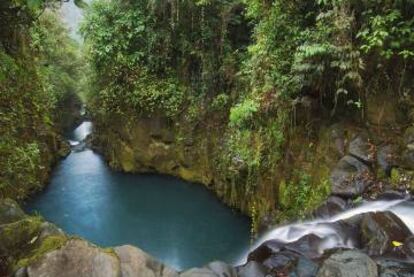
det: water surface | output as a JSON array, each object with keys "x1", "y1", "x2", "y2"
[{"x1": 25, "y1": 123, "x2": 250, "y2": 270}]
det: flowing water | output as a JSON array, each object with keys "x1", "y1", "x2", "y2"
[
  {"x1": 246, "y1": 198, "x2": 414, "y2": 263},
  {"x1": 24, "y1": 122, "x2": 251, "y2": 270}
]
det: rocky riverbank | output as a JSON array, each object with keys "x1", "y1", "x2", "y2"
[{"x1": 2, "y1": 195, "x2": 413, "y2": 276}]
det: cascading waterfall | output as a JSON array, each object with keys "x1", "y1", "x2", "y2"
[{"x1": 243, "y1": 198, "x2": 413, "y2": 263}]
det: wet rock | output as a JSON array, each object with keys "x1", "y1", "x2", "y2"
[
  {"x1": 179, "y1": 268, "x2": 217, "y2": 277},
  {"x1": 317, "y1": 250, "x2": 377, "y2": 277},
  {"x1": 313, "y1": 196, "x2": 349, "y2": 219},
  {"x1": 376, "y1": 190, "x2": 408, "y2": 200},
  {"x1": 261, "y1": 249, "x2": 300, "y2": 272},
  {"x1": 114, "y1": 245, "x2": 178, "y2": 277},
  {"x1": 249, "y1": 234, "x2": 325, "y2": 275},
  {"x1": 295, "y1": 257, "x2": 319, "y2": 277},
  {"x1": 402, "y1": 235, "x2": 414, "y2": 258},
  {"x1": 0, "y1": 198, "x2": 26, "y2": 225},
  {"x1": 27, "y1": 239, "x2": 121, "y2": 277},
  {"x1": 348, "y1": 133, "x2": 375, "y2": 163},
  {"x1": 330, "y1": 155, "x2": 374, "y2": 198},
  {"x1": 236, "y1": 261, "x2": 268, "y2": 277},
  {"x1": 377, "y1": 145, "x2": 399, "y2": 177},
  {"x1": 361, "y1": 211, "x2": 412, "y2": 257},
  {"x1": 205, "y1": 261, "x2": 237, "y2": 277},
  {"x1": 376, "y1": 258, "x2": 414, "y2": 277},
  {"x1": 71, "y1": 141, "x2": 87, "y2": 153}
]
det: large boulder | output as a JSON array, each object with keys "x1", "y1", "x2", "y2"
[
  {"x1": 114, "y1": 245, "x2": 178, "y2": 277},
  {"x1": 317, "y1": 250, "x2": 377, "y2": 277},
  {"x1": 27, "y1": 239, "x2": 121, "y2": 277},
  {"x1": 360, "y1": 211, "x2": 412, "y2": 257},
  {"x1": 330, "y1": 155, "x2": 374, "y2": 198},
  {"x1": 248, "y1": 234, "x2": 323, "y2": 276},
  {"x1": 0, "y1": 199, "x2": 26, "y2": 225}
]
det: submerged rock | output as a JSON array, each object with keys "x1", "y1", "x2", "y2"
[
  {"x1": 330, "y1": 155, "x2": 374, "y2": 197},
  {"x1": 27, "y1": 239, "x2": 121, "y2": 277},
  {"x1": 317, "y1": 250, "x2": 378, "y2": 277},
  {"x1": 114, "y1": 245, "x2": 178, "y2": 277},
  {"x1": 360, "y1": 211, "x2": 412, "y2": 257}
]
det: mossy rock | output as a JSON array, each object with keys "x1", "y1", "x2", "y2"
[
  {"x1": 0, "y1": 217, "x2": 43, "y2": 257},
  {"x1": 0, "y1": 198, "x2": 26, "y2": 225},
  {"x1": 16, "y1": 235, "x2": 68, "y2": 269}
]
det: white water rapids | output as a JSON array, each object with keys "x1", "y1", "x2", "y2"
[{"x1": 238, "y1": 198, "x2": 414, "y2": 263}]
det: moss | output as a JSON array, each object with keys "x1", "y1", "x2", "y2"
[
  {"x1": 16, "y1": 235, "x2": 68, "y2": 269},
  {"x1": 0, "y1": 217, "x2": 43, "y2": 257}
]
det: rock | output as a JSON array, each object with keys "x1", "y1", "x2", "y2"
[
  {"x1": 348, "y1": 133, "x2": 375, "y2": 163},
  {"x1": 376, "y1": 258, "x2": 414, "y2": 277},
  {"x1": 27, "y1": 239, "x2": 121, "y2": 277},
  {"x1": 313, "y1": 196, "x2": 349, "y2": 219},
  {"x1": 114, "y1": 245, "x2": 177, "y2": 277},
  {"x1": 179, "y1": 268, "x2": 217, "y2": 277},
  {"x1": 0, "y1": 198, "x2": 26, "y2": 225},
  {"x1": 261, "y1": 249, "x2": 300, "y2": 273},
  {"x1": 38, "y1": 222, "x2": 65, "y2": 241},
  {"x1": 13, "y1": 267, "x2": 28, "y2": 277},
  {"x1": 0, "y1": 217, "x2": 43, "y2": 257},
  {"x1": 361, "y1": 211, "x2": 412, "y2": 257},
  {"x1": 403, "y1": 235, "x2": 414, "y2": 258},
  {"x1": 317, "y1": 250, "x2": 377, "y2": 277},
  {"x1": 205, "y1": 261, "x2": 237, "y2": 277},
  {"x1": 249, "y1": 234, "x2": 325, "y2": 275},
  {"x1": 377, "y1": 145, "x2": 399, "y2": 177},
  {"x1": 376, "y1": 190, "x2": 408, "y2": 200},
  {"x1": 330, "y1": 155, "x2": 374, "y2": 198},
  {"x1": 236, "y1": 261, "x2": 268, "y2": 277},
  {"x1": 295, "y1": 257, "x2": 319, "y2": 277}
]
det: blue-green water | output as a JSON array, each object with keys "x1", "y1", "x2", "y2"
[{"x1": 24, "y1": 122, "x2": 250, "y2": 270}]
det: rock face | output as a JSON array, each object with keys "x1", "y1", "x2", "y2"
[
  {"x1": 317, "y1": 250, "x2": 378, "y2": 277},
  {"x1": 360, "y1": 211, "x2": 412, "y2": 257},
  {"x1": 27, "y1": 239, "x2": 121, "y2": 277},
  {"x1": 114, "y1": 245, "x2": 178, "y2": 277},
  {"x1": 330, "y1": 155, "x2": 373, "y2": 197}
]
